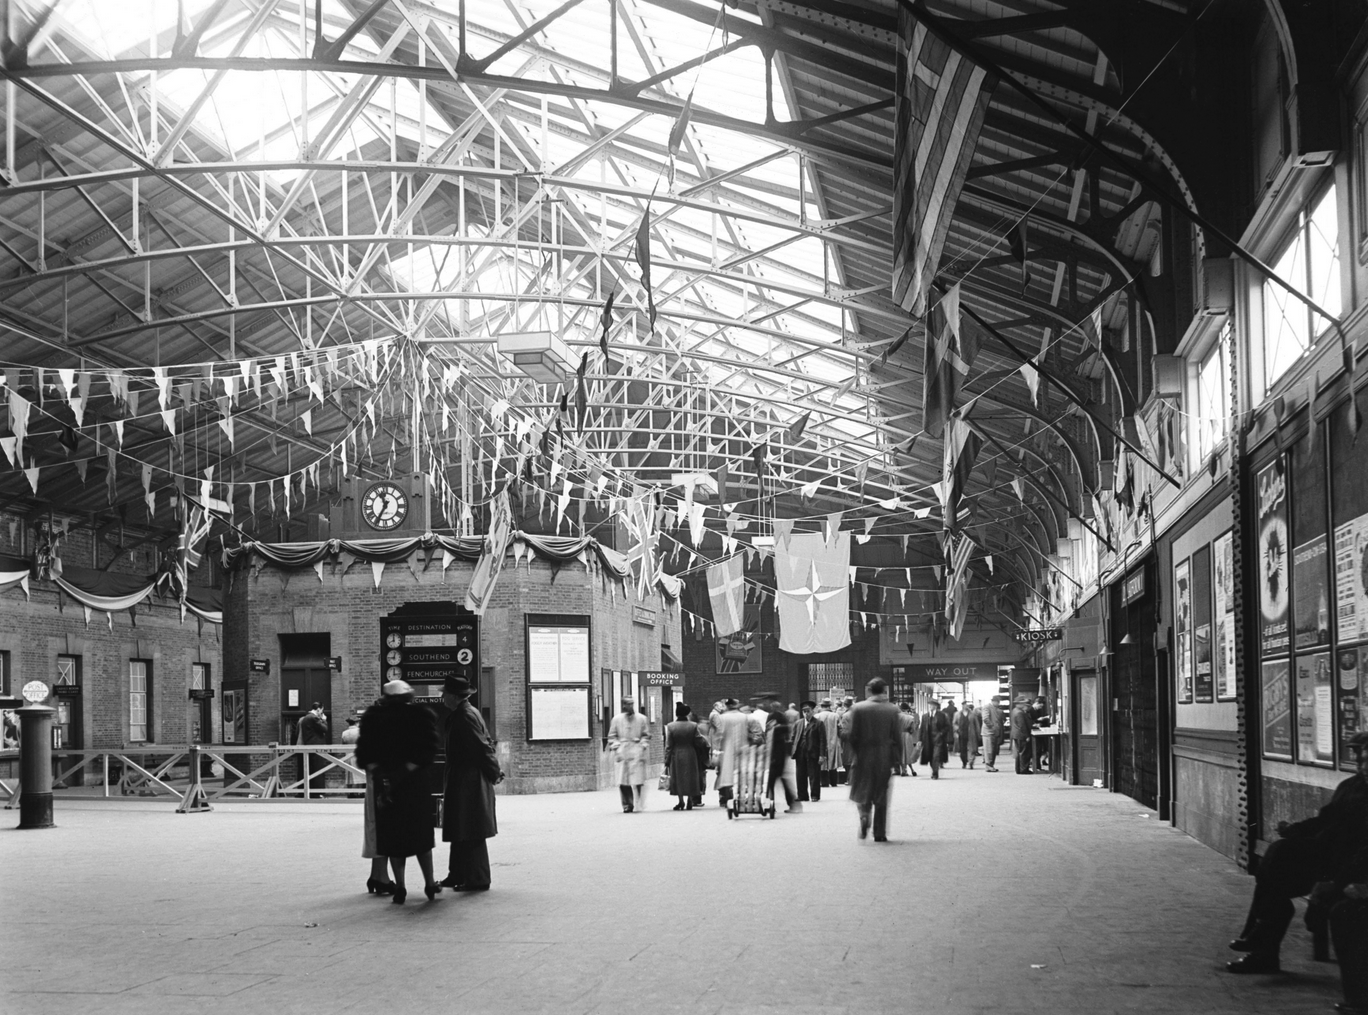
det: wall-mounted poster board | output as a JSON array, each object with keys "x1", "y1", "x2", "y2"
[
  {"x1": 1256, "y1": 458, "x2": 1291, "y2": 658},
  {"x1": 1214, "y1": 532, "x2": 1236, "y2": 701},
  {"x1": 529, "y1": 686, "x2": 590, "y2": 740},
  {"x1": 1192, "y1": 544, "x2": 1214, "y2": 703},
  {"x1": 1262, "y1": 658, "x2": 1293, "y2": 760},
  {"x1": 1175, "y1": 558, "x2": 1193, "y2": 704},
  {"x1": 526, "y1": 615, "x2": 591, "y2": 740}
]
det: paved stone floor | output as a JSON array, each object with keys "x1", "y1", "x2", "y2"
[{"x1": 0, "y1": 763, "x2": 1344, "y2": 1015}]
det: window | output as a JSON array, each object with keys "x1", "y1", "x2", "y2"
[
  {"x1": 1264, "y1": 184, "x2": 1341, "y2": 389},
  {"x1": 190, "y1": 662, "x2": 208, "y2": 691},
  {"x1": 0, "y1": 650, "x2": 9, "y2": 696},
  {"x1": 807, "y1": 661, "x2": 855, "y2": 700},
  {"x1": 129, "y1": 659, "x2": 152, "y2": 743},
  {"x1": 1195, "y1": 328, "x2": 1231, "y2": 461},
  {"x1": 56, "y1": 654, "x2": 78, "y2": 688}
]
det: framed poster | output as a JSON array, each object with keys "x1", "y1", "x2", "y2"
[
  {"x1": 715, "y1": 603, "x2": 762, "y2": 674},
  {"x1": 1295, "y1": 651, "x2": 1334, "y2": 765},
  {"x1": 528, "y1": 686, "x2": 591, "y2": 740},
  {"x1": 1338, "y1": 647, "x2": 1368, "y2": 772},
  {"x1": 1333, "y1": 511, "x2": 1368, "y2": 645},
  {"x1": 1175, "y1": 557, "x2": 1193, "y2": 704},
  {"x1": 527, "y1": 624, "x2": 591, "y2": 682},
  {"x1": 1214, "y1": 531, "x2": 1237, "y2": 701},
  {"x1": 1192, "y1": 544, "x2": 1213, "y2": 703},
  {"x1": 1261, "y1": 658, "x2": 1293, "y2": 760},
  {"x1": 221, "y1": 686, "x2": 247, "y2": 744},
  {"x1": 1256, "y1": 458, "x2": 1290, "y2": 657},
  {"x1": 1294, "y1": 534, "x2": 1331, "y2": 650}
]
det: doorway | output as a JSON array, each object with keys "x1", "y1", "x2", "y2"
[
  {"x1": 280, "y1": 634, "x2": 331, "y2": 791},
  {"x1": 1074, "y1": 670, "x2": 1101, "y2": 786},
  {"x1": 53, "y1": 654, "x2": 83, "y2": 787}
]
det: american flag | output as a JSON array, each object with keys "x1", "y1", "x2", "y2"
[{"x1": 892, "y1": 11, "x2": 996, "y2": 318}]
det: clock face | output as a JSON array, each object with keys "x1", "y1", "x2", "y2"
[
  {"x1": 362, "y1": 483, "x2": 407, "y2": 530},
  {"x1": 386, "y1": 649, "x2": 402, "y2": 666},
  {"x1": 386, "y1": 632, "x2": 403, "y2": 649}
]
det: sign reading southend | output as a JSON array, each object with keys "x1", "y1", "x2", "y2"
[
  {"x1": 905, "y1": 663, "x2": 998, "y2": 682},
  {"x1": 1017, "y1": 628, "x2": 1063, "y2": 643}
]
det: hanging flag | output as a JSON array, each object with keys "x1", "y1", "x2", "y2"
[
  {"x1": 880, "y1": 324, "x2": 913, "y2": 365},
  {"x1": 776, "y1": 531, "x2": 851, "y2": 654},
  {"x1": 600, "y1": 291, "x2": 615, "y2": 362},
  {"x1": 668, "y1": 91, "x2": 694, "y2": 157},
  {"x1": 575, "y1": 352, "x2": 589, "y2": 434},
  {"x1": 786, "y1": 410, "x2": 811, "y2": 445},
  {"x1": 942, "y1": 417, "x2": 982, "y2": 530},
  {"x1": 1006, "y1": 216, "x2": 1033, "y2": 294},
  {"x1": 891, "y1": 9, "x2": 996, "y2": 317},
  {"x1": 634, "y1": 205, "x2": 657, "y2": 332},
  {"x1": 923, "y1": 283, "x2": 967, "y2": 438},
  {"x1": 706, "y1": 554, "x2": 745, "y2": 638},
  {"x1": 465, "y1": 490, "x2": 514, "y2": 616},
  {"x1": 715, "y1": 462, "x2": 729, "y2": 505}
]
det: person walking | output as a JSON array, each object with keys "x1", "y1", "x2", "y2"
[
  {"x1": 897, "y1": 703, "x2": 919, "y2": 777},
  {"x1": 763, "y1": 701, "x2": 801, "y2": 813},
  {"x1": 793, "y1": 701, "x2": 826, "y2": 802},
  {"x1": 438, "y1": 676, "x2": 503, "y2": 892},
  {"x1": 814, "y1": 699, "x2": 841, "y2": 787},
  {"x1": 980, "y1": 696, "x2": 1005, "y2": 772},
  {"x1": 712, "y1": 698, "x2": 753, "y2": 807},
  {"x1": 960, "y1": 701, "x2": 982, "y2": 769},
  {"x1": 846, "y1": 678, "x2": 902, "y2": 842},
  {"x1": 942, "y1": 699, "x2": 959, "y2": 759},
  {"x1": 664, "y1": 702, "x2": 708, "y2": 810},
  {"x1": 1011, "y1": 695, "x2": 1035, "y2": 774},
  {"x1": 608, "y1": 697, "x2": 650, "y2": 812},
  {"x1": 919, "y1": 700, "x2": 950, "y2": 779},
  {"x1": 354, "y1": 681, "x2": 441, "y2": 905}
]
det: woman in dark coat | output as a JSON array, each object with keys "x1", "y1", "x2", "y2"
[
  {"x1": 664, "y1": 702, "x2": 709, "y2": 810},
  {"x1": 355, "y1": 680, "x2": 441, "y2": 904}
]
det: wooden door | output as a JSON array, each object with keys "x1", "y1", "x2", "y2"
[{"x1": 1075, "y1": 672, "x2": 1101, "y2": 786}]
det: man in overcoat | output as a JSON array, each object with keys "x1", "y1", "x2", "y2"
[
  {"x1": 846, "y1": 677, "x2": 902, "y2": 841},
  {"x1": 608, "y1": 697, "x2": 651, "y2": 812},
  {"x1": 919, "y1": 700, "x2": 950, "y2": 779},
  {"x1": 1010, "y1": 696, "x2": 1035, "y2": 774},
  {"x1": 980, "y1": 696, "x2": 1005, "y2": 772},
  {"x1": 439, "y1": 676, "x2": 503, "y2": 891},
  {"x1": 792, "y1": 700, "x2": 826, "y2": 802}
]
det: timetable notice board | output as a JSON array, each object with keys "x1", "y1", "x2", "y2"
[{"x1": 526, "y1": 616, "x2": 592, "y2": 740}]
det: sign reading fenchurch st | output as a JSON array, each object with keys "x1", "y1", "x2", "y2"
[{"x1": 904, "y1": 663, "x2": 999, "y2": 682}]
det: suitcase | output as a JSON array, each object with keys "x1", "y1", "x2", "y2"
[{"x1": 727, "y1": 739, "x2": 776, "y2": 819}]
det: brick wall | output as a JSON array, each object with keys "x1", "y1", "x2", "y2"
[{"x1": 223, "y1": 548, "x2": 680, "y2": 794}]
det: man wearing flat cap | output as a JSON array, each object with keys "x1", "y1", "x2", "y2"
[
  {"x1": 438, "y1": 676, "x2": 503, "y2": 892},
  {"x1": 1227, "y1": 729, "x2": 1368, "y2": 974}
]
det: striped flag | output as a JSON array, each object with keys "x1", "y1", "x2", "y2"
[{"x1": 891, "y1": 11, "x2": 996, "y2": 318}]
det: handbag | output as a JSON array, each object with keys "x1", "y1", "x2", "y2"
[{"x1": 658, "y1": 769, "x2": 669, "y2": 791}]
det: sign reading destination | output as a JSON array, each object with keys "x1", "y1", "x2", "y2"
[
  {"x1": 1017, "y1": 628, "x2": 1062, "y2": 643},
  {"x1": 380, "y1": 602, "x2": 479, "y2": 693},
  {"x1": 21, "y1": 680, "x2": 49, "y2": 703}
]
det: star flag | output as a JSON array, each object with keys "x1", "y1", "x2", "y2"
[
  {"x1": 776, "y1": 530, "x2": 851, "y2": 654},
  {"x1": 707, "y1": 554, "x2": 746, "y2": 638}
]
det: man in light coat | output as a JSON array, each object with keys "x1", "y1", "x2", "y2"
[
  {"x1": 711, "y1": 698, "x2": 753, "y2": 805},
  {"x1": 608, "y1": 697, "x2": 650, "y2": 812},
  {"x1": 814, "y1": 699, "x2": 841, "y2": 786}
]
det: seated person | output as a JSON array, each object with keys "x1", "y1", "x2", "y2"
[
  {"x1": 1330, "y1": 837, "x2": 1368, "y2": 1014},
  {"x1": 1227, "y1": 730, "x2": 1368, "y2": 974}
]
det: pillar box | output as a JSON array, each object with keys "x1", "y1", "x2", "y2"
[{"x1": 17, "y1": 703, "x2": 55, "y2": 829}]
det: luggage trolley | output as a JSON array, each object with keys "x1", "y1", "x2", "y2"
[{"x1": 727, "y1": 739, "x2": 776, "y2": 819}]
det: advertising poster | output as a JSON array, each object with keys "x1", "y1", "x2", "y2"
[
  {"x1": 1256, "y1": 459, "x2": 1290, "y2": 657},
  {"x1": 1338, "y1": 648, "x2": 1367, "y2": 772},
  {"x1": 715, "y1": 603, "x2": 762, "y2": 674},
  {"x1": 1295, "y1": 652, "x2": 1334, "y2": 765},
  {"x1": 1294, "y1": 535, "x2": 1331, "y2": 650},
  {"x1": 1334, "y1": 512, "x2": 1368, "y2": 645},
  {"x1": 1194, "y1": 623, "x2": 1213, "y2": 702},
  {"x1": 1175, "y1": 558, "x2": 1192, "y2": 704},
  {"x1": 1214, "y1": 532, "x2": 1237, "y2": 700},
  {"x1": 1262, "y1": 658, "x2": 1293, "y2": 759}
]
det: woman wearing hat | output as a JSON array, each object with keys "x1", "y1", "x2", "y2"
[
  {"x1": 664, "y1": 702, "x2": 709, "y2": 810},
  {"x1": 355, "y1": 680, "x2": 442, "y2": 904}
]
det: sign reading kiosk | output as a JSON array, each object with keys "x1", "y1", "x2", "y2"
[{"x1": 526, "y1": 616, "x2": 591, "y2": 740}]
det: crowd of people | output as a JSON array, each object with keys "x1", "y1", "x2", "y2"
[{"x1": 602, "y1": 688, "x2": 1057, "y2": 819}]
